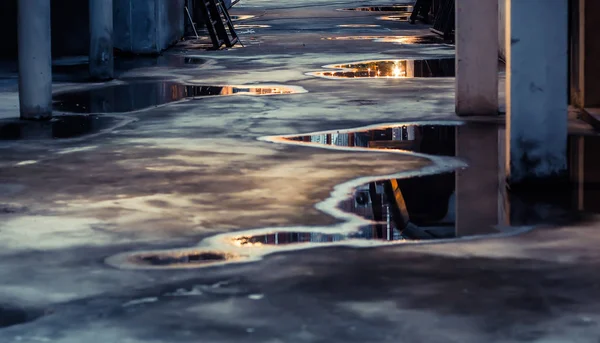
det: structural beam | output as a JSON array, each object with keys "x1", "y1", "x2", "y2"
[
  {"x1": 455, "y1": 0, "x2": 498, "y2": 116},
  {"x1": 89, "y1": 0, "x2": 114, "y2": 80},
  {"x1": 18, "y1": 0, "x2": 52, "y2": 120},
  {"x1": 506, "y1": 0, "x2": 569, "y2": 186}
]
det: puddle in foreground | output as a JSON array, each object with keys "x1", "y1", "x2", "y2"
[
  {"x1": 53, "y1": 83, "x2": 305, "y2": 114},
  {"x1": 108, "y1": 122, "x2": 600, "y2": 269},
  {"x1": 309, "y1": 58, "x2": 455, "y2": 79},
  {"x1": 0, "y1": 115, "x2": 123, "y2": 140}
]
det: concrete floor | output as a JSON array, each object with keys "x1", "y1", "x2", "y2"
[{"x1": 1, "y1": 0, "x2": 600, "y2": 342}]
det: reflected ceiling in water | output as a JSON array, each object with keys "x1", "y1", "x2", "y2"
[
  {"x1": 53, "y1": 83, "x2": 306, "y2": 114},
  {"x1": 0, "y1": 115, "x2": 123, "y2": 140},
  {"x1": 308, "y1": 58, "x2": 455, "y2": 79}
]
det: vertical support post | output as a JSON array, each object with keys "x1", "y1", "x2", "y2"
[
  {"x1": 89, "y1": 0, "x2": 114, "y2": 80},
  {"x1": 455, "y1": 0, "x2": 499, "y2": 115},
  {"x1": 506, "y1": 0, "x2": 569, "y2": 186},
  {"x1": 18, "y1": 0, "x2": 52, "y2": 120}
]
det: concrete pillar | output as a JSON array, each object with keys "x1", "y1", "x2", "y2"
[
  {"x1": 455, "y1": 0, "x2": 498, "y2": 116},
  {"x1": 89, "y1": 0, "x2": 114, "y2": 80},
  {"x1": 506, "y1": 0, "x2": 569, "y2": 186},
  {"x1": 455, "y1": 124, "x2": 499, "y2": 236},
  {"x1": 18, "y1": 0, "x2": 52, "y2": 120}
]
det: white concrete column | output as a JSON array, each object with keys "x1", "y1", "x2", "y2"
[
  {"x1": 455, "y1": 0, "x2": 499, "y2": 116},
  {"x1": 506, "y1": 0, "x2": 569, "y2": 186},
  {"x1": 18, "y1": 0, "x2": 52, "y2": 120},
  {"x1": 89, "y1": 0, "x2": 114, "y2": 80}
]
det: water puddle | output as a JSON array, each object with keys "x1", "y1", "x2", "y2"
[
  {"x1": 308, "y1": 58, "x2": 455, "y2": 79},
  {"x1": 53, "y1": 83, "x2": 306, "y2": 114},
  {"x1": 125, "y1": 250, "x2": 243, "y2": 269},
  {"x1": 231, "y1": 15, "x2": 256, "y2": 21},
  {"x1": 109, "y1": 121, "x2": 600, "y2": 270},
  {"x1": 0, "y1": 115, "x2": 126, "y2": 140},
  {"x1": 378, "y1": 15, "x2": 410, "y2": 22},
  {"x1": 323, "y1": 35, "x2": 449, "y2": 45},
  {"x1": 341, "y1": 5, "x2": 413, "y2": 12},
  {"x1": 235, "y1": 24, "x2": 271, "y2": 29},
  {"x1": 0, "y1": 305, "x2": 45, "y2": 328},
  {"x1": 336, "y1": 24, "x2": 381, "y2": 28}
]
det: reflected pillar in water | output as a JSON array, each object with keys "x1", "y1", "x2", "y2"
[
  {"x1": 456, "y1": 124, "x2": 500, "y2": 235},
  {"x1": 506, "y1": 0, "x2": 568, "y2": 187},
  {"x1": 569, "y1": 135, "x2": 600, "y2": 212},
  {"x1": 455, "y1": 0, "x2": 498, "y2": 116},
  {"x1": 89, "y1": 0, "x2": 114, "y2": 80},
  {"x1": 18, "y1": 0, "x2": 52, "y2": 120}
]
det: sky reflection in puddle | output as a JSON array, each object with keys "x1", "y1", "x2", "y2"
[{"x1": 309, "y1": 58, "x2": 455, "y2": 79}]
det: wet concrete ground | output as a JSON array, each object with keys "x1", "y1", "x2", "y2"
[{"x1": 1, "y1": 0, "x2": 600, "y2": 342}]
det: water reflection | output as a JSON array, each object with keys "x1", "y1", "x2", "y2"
[
  {"x1": 261, "y1": 123, "x2": 597, "y2": 244},
  {"x1": 336, "y1": 24, "x2": 381, "y2": 28},
  {"x1": 0, "y1": 115, "x2": 120, "y2": 140},
  {"x1": 309, "y1": 59, "x2": 455, "y2": 79},
  {"x1": 341, "y1": 6, "x2": 413, "y2": 12},
  {"x1": 324, "y1": 35, "x2": 447, "y2": 45},
  {"x1": 131, "y1": 251, "x2": 240, "y2": 267},
  {"x1": 53, "y1": 82, "x2": 304, "y2": 114},
  {"x1": 378, "y1": 15, "x2": 410, "y2": 22}
]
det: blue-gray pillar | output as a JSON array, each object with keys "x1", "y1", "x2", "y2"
[
  {"x1": 89, "y1": 0, "x2": 114, "y2": 80},
  {"x1": 506, "y1": 0, "x2": 569, "y2": 186},
  {"x1": 18, "y1": 0, "x2": 52, "y2": 120}
]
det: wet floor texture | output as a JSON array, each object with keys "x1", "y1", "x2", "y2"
[
  {"x1": 50, "y1": 55, "x2": 207, "y2": 82},
  {"x1": 109, "y1": 121, "x2": 595, "y2": 270},
  {"x1": 53, "y1": 82, "x2": 304, "y2": 114},
  {"x1": 309, "y1": 58, "x2": 455, "y2": 79},
  {"x1": 4, "y1": 1, "x2": 600, "y2": 341}
]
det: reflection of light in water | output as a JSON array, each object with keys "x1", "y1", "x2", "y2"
[
  {"x1": 235, "y1": 24, "x2": 270, "y2": 29},
  {"x1": 378, "y1": 15, "x2": 410, "y2": 22},
  {"x1": 231, "y1": 15, "x2": 256, "y2": 21},
  {"x1": 393, "y1": 64, "x2": 401, "y2": 78},
  {"x1": 308, "y1": 59, "x2": 454, "y2": 79}
]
